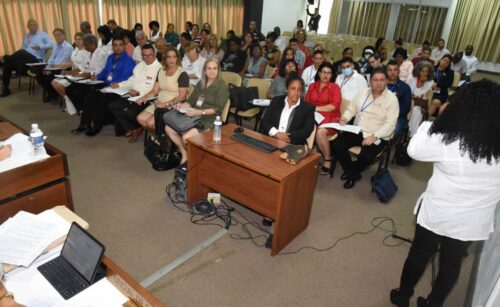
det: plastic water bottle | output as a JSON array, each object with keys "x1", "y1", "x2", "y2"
[
  {"x1": 213, "y1": 115, "x2": 222, "y2": 143},
  {"x1": 30, "y1": 123, "x2": 45, "y2": 158}
]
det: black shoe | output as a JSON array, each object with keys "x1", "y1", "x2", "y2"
[
  {"x1": 85, "y1": 127, "x2": 101, "y2": 136},
  {"x1": 340, "y1": 172, "x2": 349, "y2": 180},
  {"x1": 343, "y1": 175, "x2": 361, "y2": 189},
  {"x1": 0, "y1": 88, "x2": 11, "y2": 97},
  {"x1": 390, "y1": 288, "x2": 410, "y2": 307},
  {"x1": 417, "y1": 296, "x2": 441, "y2": 307},
  {"x1": 71, "y1": 126, "x2": 88, "y2": 134}
]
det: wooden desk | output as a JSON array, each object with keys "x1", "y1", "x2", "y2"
[
  {"x1": 0, "y1": 117, "x2": 74, "y2": 223},
  {"x1": 187, "y1": 123, "x2": 320, "y2": 256}
]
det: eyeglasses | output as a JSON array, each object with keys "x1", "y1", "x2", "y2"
[{"x1": 320, "y1": 71, "x2": 332, "y2": 75}]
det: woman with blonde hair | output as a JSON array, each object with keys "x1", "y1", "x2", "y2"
[{"x1": 200, "y1": 33, "x2": 225, "y2": 62}]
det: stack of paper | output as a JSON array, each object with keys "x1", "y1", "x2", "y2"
[
  {"x1": 100, "y1": 87, "x2": 130, "y2": 96},
  {"x1": 54, "y1": 74, "x2": 84, "y2": 81},
  {"x1": 128, "y1": 95, "x2": 157, "y2": 103},
  {"x1": 319, "y1": 123, "x2": 362, "y2": 134},
  {"x1": 252, "y1": 99, "x2": 271, "y2": 106},
  {"x1": 0, "y1": 133, "x2": 50, "y2": 173}
]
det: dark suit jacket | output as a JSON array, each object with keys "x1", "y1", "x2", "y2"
[{"x1": 259, "y1": 95, "x2": 315, "y2": 145}]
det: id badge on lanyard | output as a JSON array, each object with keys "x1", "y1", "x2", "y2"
[{"x1": 196, "y1": 95, "x2": 205, "y2": 107}]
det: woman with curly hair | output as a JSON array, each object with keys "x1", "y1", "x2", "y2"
[
  {"x1": 406, "y1": 61, "x2": 435, "y2": 137},
  {"x1": 390, "y1": 79, "x2": 500, "y2": 307}
]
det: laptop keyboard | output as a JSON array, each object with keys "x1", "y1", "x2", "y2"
[
  {"x1": 38, "y1": 256, "x2": 89, "y2": 299},
  {"x1": 231, "y1": 133, "x2": 278, "y2": 153}
]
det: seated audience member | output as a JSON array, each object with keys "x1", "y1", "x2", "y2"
[
  {"x1": 451, "y1": 52, "x2": 467, "y2": 79},
  {"x1": 390, "y1": 38, "x2": 405, "y2": 59},
  {"x1": 164, "y1": 23, "x2": 179, "y2": 47},
  {"x1": 221, "y1": 37, "x2": 246, "y2": 74},
  {"x1": 333, "y1": 47, "x2": 360, "y2": 78},
  {"x1": 411, "y1": 46, "x2": 433, "y2": 66},
  {"x1": 199, "y1": 29, "x2": 210, "y2": 49},
  {"x1": 109, "y1": 44, "x2": 162, "y2": 142},
  {"x1": 386, "y1": 60, "x2": 412, "y2": 137},
  {"x1": 241, "y1": 32, "x2": 255, "y2": 56},
  {"x1": 149, "y1": 20, "x2": 162, "y2": 42},
  {"x1": 80, "y1": 21, "x2": 92, "y2": 35},
  {"x1": 302, "y1": 50, "x2": 325, "y2": 91},
  {"x1": 182, "y1": 21, "x2": 193, "y2": 37},
  {"x1": 136, "y1": 46, "x2": 189, "y2": 132},
  {"x1": 374, "y1": 37, "x2": 386, "y2": 54},
  {"x1": 332, "y1": 68, "x2": 399, "y2": 189},
  {"x1": 64, "y1": 34, "x2": 108, "y2": 113},
  {"x1": 121, "y1": 30, "x2": 134, "y2": 56},
  {"x1": 260, "y1": 73, "x2": 315, "y2": 145},
  {"x1": 51, "y1": 32, "x2": 91, "y2": 101},
  {"x1": 394, "y1": 48, "x2": 413, "y2": 82},
  {"x1": 304, "y1": 44, "x2": 324, "y2": 69},
  {"x1": 182, "y1": 42, "x2": 206, "y2": 86},
  {"x1": 305, "y1": 62, "x2": 342, "y2": 175},
  {"x1": 428, "y1": 54, "x2": 454, "y2": 116},
  {"x1": 272, "y1": 47, "x2": 302, "y2": 78},
  {"x1": 358, "y1": 45, "x2": 375, "y2": 74},
  {"x1": 154, "y1": 38, "x2": 167, "y2": 62},
  {"x1": 262, "y1": 33, "x2": 281, "y2": 68},
  {"x1": 335, "y1": 57, "x2": 368, "y2": 102},
  {"x1": 178, "y1": 32, "x2": 192, "y2": 59},
  {"x1": 379, "y1": 47, "x2": 389, "y2": 64},
  {"x1": 130, "y1": 23, "x2": 143, "y2": 46},
  {"x1": 35, "y1": 28, "x2": 73, "y2": 102},
  {"x1": 365, "y1": 53, "x2": 384, "y2": 79},
  {"x1": 202, "y1": 22, "x2": 212, "y2": 33},
  {"x1": 132, "y1": 30, "x2": 148, "y2": 62},
  {"x1": 200, "y1": 34, "x2": 225, "y2": 62},
  {"x1": 289, "y1": 38, "x2": 305, "y2": 70},
  {"x1": 431, "y1": 38, "x2": 450, "y2": 63},
  {"x1": 219, "y1": 30, "x2": 236, "y2": 52},
  {"x1": 267, "y1": 59, "x2": 298, "y2": 99},
  {"x1": 191, "y1": 24, "x2": 202, "y2": 47},
  {"x1": 97, "y1": 25, "x2": 113, "y2": 54},
  {"x1": 165, "y1": 58, "x2": 229, "y2": 164},
  {"x1": 274, "y1": 27, "x2": 287, "y2": 53},
  {"x1": 462, "y1": 45, "x2": 478, "y2": 82},
  {"x1": 406, "y1": 61, "x2": 435, "y2": 137},
  {"x1": 294, "y1": 30, "x2": 311, "y2": 65},
  {"x1": 293, "y1": 20, "x2": 304, "y2": 35},
  {"x1": 412, "y1": 40, "x2": 430, "y2": 58},
  {"x1": 242, "y1": 44, "x2": 268, "y2": 79},
  {"x1": 71, "y1": 37, "x2": 135, "y2": 136},
  {"x1": 107, "y1": 19, "x2": 124, "y2": 36},
  {"x1": 248, "y1": 20, "x2": 265, "y2": 42},
  {"x1": 1, "y1": 19, "x2": 53, "y2": 97}
]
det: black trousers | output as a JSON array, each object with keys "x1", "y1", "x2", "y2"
[
  {"x1": 398, "y1": 224, "x2": 472, "y2": 305},
  {"x1": 66, "y1": 83, "x2": 104, "y2": 112},
  {"x1": 80, "y1": 92, "x2": 119, "y2": 129},
  {"x1": 108, "y1": 97, "x2": 146, "y2": 131},
  {"x1": 2, "y1": 49, "x2": 39, "y2": 88},
  {"x1": 331, "y1": 132, "x2": 386, "y2": 179},
  {"x1": 36, "y1": 71, "x2": 60, "y2": 100}
]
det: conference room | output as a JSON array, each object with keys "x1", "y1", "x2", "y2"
[{"x1": 0, "y1": 0, "x2": 499, "y2": 306}]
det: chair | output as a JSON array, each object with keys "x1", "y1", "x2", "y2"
[
  {"x1": 448, "y1": 71, "x2": 461, "y2": 96},
  {"x1": 235, "y1": 78, "x2": 271, "y2": 130},
  {"x1": 187, "y1": 84, "x2": 195, "y2": 99},
  {"x1": 221, "y1": 99, "x2": 231, "y2": 124},
  {"x1": 27, "y1": 48, "x2": 52, "y2": 96},
  {"x1": 221, "y1": 71, "x2": 242, "y2": 87}
]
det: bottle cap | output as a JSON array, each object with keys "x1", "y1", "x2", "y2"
[
  {"x1": 32, "y1": 123, "x2": 39, "y2": 129},
  {"x1": 216, "y1": 115, "x2": 221, "y2": 120}
]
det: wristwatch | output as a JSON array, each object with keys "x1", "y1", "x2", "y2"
[
  {"x1": 0, "y1": 291, "x2": 14, "y2": 300},
  {"x1": 202, "y1": 109, "x2": 206, "y2": 115}
]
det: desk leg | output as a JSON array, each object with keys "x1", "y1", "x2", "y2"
[
  {"x1": 272, "y1": 159, "x2": 319, "y2": 256},
  {"x1": 187, "y1": 144, "x2": 210, "y2": 204}
]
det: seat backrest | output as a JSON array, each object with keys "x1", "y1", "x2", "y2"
[
  {"x1": 306, "y1": 125, "x2": 317, "y2": 150},
  {"x1": 340, "y1": 98, "x2": 350, "y2": 115},
  {"x1": 246, "y1": 78, "x2": 271, "y2": 99},
  {"x1": 221, "y1": 71, "x2": 242, "y2": 87},
  {"x1": 187, "y1": 84, "x2": 195, "y2": 98},
  {"x1": 45, "y1": 48, "x2": 53, "y2": 62},
  {"x1": 221, "y1": 99, "x2": 230, "y2": 123},
  {"x1": 451, "y1": 71, "x2": 461, "y2": 88}
]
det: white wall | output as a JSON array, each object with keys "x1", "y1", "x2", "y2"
[{"x1": 261, "y1": 0, "x2": 307, "y2": 34}]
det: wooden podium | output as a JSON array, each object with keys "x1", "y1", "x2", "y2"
[{"x1": 187, "y1": 123, "x2": 320, "y2": 256}]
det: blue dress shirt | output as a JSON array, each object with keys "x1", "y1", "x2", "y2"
[
  {"x1": 387, "y1": 78, "x2": 412, "y2": 135},
  {"x1": 97, "y1": 52, "x2": 136, "y2": 86},
  {"x1": 22, "y1": 31, "x2": 54, "y2": 60},
  {"x1": 47, "y1": 40, "x2": 73, "y2": 65}
]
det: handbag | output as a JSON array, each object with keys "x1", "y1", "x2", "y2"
[
  {"x1": 394, "y1": 139, "x2": 412, "y2": 166},
  {"x1": 228, "y1": 84, "x2": 259, "y2": 111},
  {"x1": 371, "y1": 169, "x2": 398, "y2": 203},
  {"x1": 163, "y1": 109, "x2": 202, "y2": 133}
]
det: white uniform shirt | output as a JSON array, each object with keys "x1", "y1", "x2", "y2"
[
  {"x1": 268, "y1": 97, "x2": 301, "y2": 137},
  {"x1": 408, "y1": 122, "x2": 500, "y2": 241},
  {"x1": 85, "y1": 46, "x2": 108, "y2": 75},
  {"x1": 132, "y1": 45, "x2": 142, "y2": 62},
  {"x1": 182, "y1": 55, "x2": 206, "y2": 86},
  {"x1": 71, "y1": 48, "x2": 91, "y2": 71},
  {"x1": 302, "y1": 65, "x2": 318, "y2": 90},
  {"x1": 462, "y1": 54, "x2": 478, "y2": 76},
  {"x1": 118, "y1": 59, "x2": 162, "y2": 95},
  {"x1": 335, "y1": 71, "x2": 368, "y2": 101},
  {"x1": 431, "y1": 47, "x2": 450, "y2": 61}
]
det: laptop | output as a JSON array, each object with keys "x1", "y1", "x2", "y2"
[{"x1": 37, "y1": 222, "x2": 105, "y2": 300}]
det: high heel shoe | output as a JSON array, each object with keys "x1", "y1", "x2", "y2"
[{"x1": 319, "y1": 159, "x2": 332, "y2": 176}]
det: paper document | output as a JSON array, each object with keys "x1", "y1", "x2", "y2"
[
  {"x1": 43, "y1": 66, "x2": 63, "y2": 71},
  {"x1": 100, "y1": 87, "x2": 130, "y2": 96},
  {"x1": 314, "y1": 112, "x2": 325, "y2": 124},
  {"x1": 128, "y1": 95, "x2": 157, "y2": 103},
  {"x1": 252, "y1": 99, "x2": 271, "y2": 106},
  {"x1": 0, "y1": 133, "x2": 50, "y2": 173},
  {"x1": 54, "y1": 74, "x2": 84, "y2": 81},
  {"x1": 0, "y1": 211, "x2": 60, "y2": 267},
  {"x1": 26, "y1": 63, "x2": 47, "y2": 66},
  {"x1": 77, "y1": 79, "x2": 104, "y2": 85},
  {"x1": 319, "y1": 123, "x2": 361, "y2": 134}
]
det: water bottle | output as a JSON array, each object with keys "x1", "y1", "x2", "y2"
[
  {"x1": 213, "y1": 115, "x2": 222, "y2": 143},
  {"x1": 30, "y1": 123, "x2": 45, "y2": 158}
]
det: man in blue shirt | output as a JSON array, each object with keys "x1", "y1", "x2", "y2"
[
  {"x1": 1, "y1": 19, "x2": 53, "y2": 97},
  {"x1": 73, "y1": 37, "x2": 135, "y2": 136},
  {"x1": 386, "y1": 60, "x2": 412, "y2": 137},
  {"x1": 36, "y1": 28, "x2": 73, "y2": 102}
]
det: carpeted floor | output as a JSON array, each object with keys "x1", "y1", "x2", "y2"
[{"x1": 2, "y1": 74, "x2": 494, "y2": 306}]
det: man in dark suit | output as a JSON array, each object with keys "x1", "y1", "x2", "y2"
[
  {"x1": 307, "y1": 8, "x2": 321, "y2": 32},
  {"x1": 260, "y1": 74, "x2": 315, "y2": 145}
]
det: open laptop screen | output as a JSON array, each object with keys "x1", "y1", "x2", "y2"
[{"x1": 61, "y1": 223, "x2": 105, "y2": 283}]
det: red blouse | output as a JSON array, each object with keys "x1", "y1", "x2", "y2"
[{"x1": 305, "y1": 81, "x2": 342, "y2": 133}]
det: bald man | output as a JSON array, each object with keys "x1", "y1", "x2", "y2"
[{"x1": 1, "y1": 19, "x2": 53, "y2": 97}]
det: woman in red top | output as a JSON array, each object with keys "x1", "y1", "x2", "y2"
[{"x1": 305, "y1": 62, "x2": 342, "y2": 176}]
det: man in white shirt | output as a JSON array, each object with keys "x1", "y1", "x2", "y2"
[
  {"x1": 335, "y1": 57, "x2": 368, "y2": 101},
  {"x1": 132, "y1": 30, "x2": 148, "y2": 63},
  {"x1": 332, "y1": 68, "x2": 399, "y2": 189},
  {"x1": 273, "y1": 27, "x2": 287, "y2": 54},
  {"x1": 109, "y1": 44, "x2": 162, "y2": 142},
  {"x1": 431, "y1": 38, "x2": 450, "y2": 63},
  {"x1": 302, "y1": 50, "x2": 324, "y2": 91},
  {"x1": 182, "y1": 42, "x2": 206, "y2": 86},
  {"x1": 462, "y1": 44, "x2": 478, "y2": 82}
]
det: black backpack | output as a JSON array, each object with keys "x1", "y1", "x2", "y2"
[
  {"x1": 393, "y1": 139, "x2": 412, "y2": 166},
  {"x1": 228, "y1": 83, "x2": 259, "y2": 111}
]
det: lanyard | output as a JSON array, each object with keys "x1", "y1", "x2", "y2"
[
  {"x1": 309, "y1": 67, "x2": 316, "y2": 82},
  {"x1": 436, "y1": 69, "x2": 442, "y2": 83},
  {"x1": 340, "y1": 76, "x2": 350, "y2": 88},
  {"x1": 387, "y1": 82, "x2": 398, "y2": 93},
  {"x1": 360, "y1": 92, "x2": 376, "y2": 112}
]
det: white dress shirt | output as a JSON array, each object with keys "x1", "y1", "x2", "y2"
[
  {"x1": 431, "y1": 47, "x2": 450, "y2": 61},
  {"x1": 182, "y1": 55, "x2": 206, "y2": 86},
  {"x1": 406, "y1": 75, "x2": 434, "y2": 137},
  {"x1": 85, "y1": 46, "x2": 109, "y2": 75},
  {"x1": 71, "y1": 48, "x2": 91, "y2": 71},
  {"x1": 408, "y1": 122, "x2": 500, "y2": 241},
  {"x1": 275, "y1": 35, "x2": 287, "y2": 53},
  {"x1": 302, "y1": 65, "x2": 318, "y2": 90},
  {"x1": 268, "y1": 97, "x2": 301, "y2": 137},
  {"x1": 118, "y1": 59, "x2": 162, "y2": 95},
  {"x1": 462, "y1": 54, "x2": 478, "y2": 76},
  {"x1": 132, "y1": 45, "x2": 142, "y2": 62},
  {"x1": 335, "y1": 71, "x2": 368, "y2": 101}
]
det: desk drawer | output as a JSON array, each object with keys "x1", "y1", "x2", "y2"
[{"x1": 0, "y1": 179, "x2": 72, "y2": 223}]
